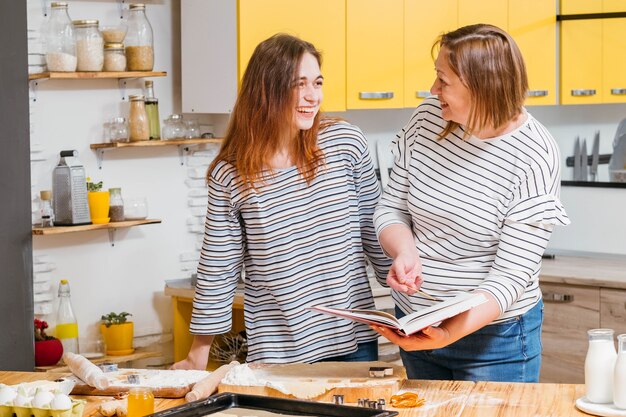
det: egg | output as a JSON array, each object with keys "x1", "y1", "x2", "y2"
[
  {"x1": 0, "y1": 385, "x2": 17, "y2": 405},
  {"x1": 31, "y1": 389, "x2": 54, "y2": 408},
  {"x1": 50, "y1": 393, "x2": 72, "y2": 410},
  {"x1": 13, "y1": 392, "x2": 32, "y2": 407}
]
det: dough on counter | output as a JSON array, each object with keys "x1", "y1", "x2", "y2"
[{"x1": 208, "y1": 408, "x2": 312, "y2": 417}]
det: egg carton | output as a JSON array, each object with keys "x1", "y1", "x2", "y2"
[{"x1": 0, "y1": 399, "x2": 85, "y2": 417}]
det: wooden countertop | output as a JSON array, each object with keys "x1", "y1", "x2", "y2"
[
  {"x1": 540, "y1": 255, "x2": 626, "y2": 289},
  {"x1": 0, "y1": 371, "x2": 590, "y2": 417}
]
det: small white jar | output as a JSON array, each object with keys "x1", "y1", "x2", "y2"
[{"x1": 103, "y1": 42, "x2": 126, "y2": 71}]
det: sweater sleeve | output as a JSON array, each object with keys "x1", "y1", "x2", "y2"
[{"x1": 189, "y1": 165, "x2": 244, "y2": 335}]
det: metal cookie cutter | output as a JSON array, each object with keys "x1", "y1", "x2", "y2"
[
  {"x1": 377, "y1": 398, "x2": 386, "y2": 410},
  {"x1": 369, "y1": 366, "x2": 393, "y2": 378},
  {"x1": 332, "y1": 394, "x2": 344, "y2": 405},
  {"x1": 126, "y1": 373, "x2": 141, "y2": 384},
  {"x1": 98, "y1": 362, "x2": 118, "y2": 372},
  {"x1": 357, "y1": 398, "x2": 368, "y2": 407}
]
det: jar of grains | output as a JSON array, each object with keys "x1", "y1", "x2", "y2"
[
  {"x1": 103, "y1": 42, "x2": 126, "y2": 71},
  {"x1": 108, "y1": 188, "x2": 125, "y2": 222},
  {"x1": 128, "y1": 95, "x2": 149, "y2": 141},
  {"x1": 73, "y1": 20, "x2": 103, "y2": 71},
  {"x1": 125, "y1": 4, "x2": 154, "y2": 71},
  {"x1": 43, "y1": 2, "x2": 77, "y2": 71}
]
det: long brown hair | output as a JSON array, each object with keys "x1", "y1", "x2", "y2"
[
  {"x1": 432, "y1": 24, "x2": 528, "y2": 139},
  {"x1": 207, "y1": 34, "x2": 325, "y2": 187}
]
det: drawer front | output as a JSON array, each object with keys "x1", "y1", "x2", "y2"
[
  {"x1": 540, "y1": 283, "x2": 600, "y2": 383},
  {"x1": 601, "y1": 288, "x2": 626, "y2": 334}
]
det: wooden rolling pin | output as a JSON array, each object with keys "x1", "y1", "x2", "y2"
[{"x1": 185, "y1": 361, "x2": 239, "y2": 402}]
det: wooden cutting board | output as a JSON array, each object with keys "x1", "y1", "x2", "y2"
[
  {"x1": 217, "y1": 361, "x2": 406, "y2": 403},
  {"x1": 66, "y1": 369, "x2": 210, "y2": 398}
]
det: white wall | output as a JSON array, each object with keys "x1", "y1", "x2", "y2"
[{"x1": 27, "y1": 0, "x2": 626, "y2": 356}]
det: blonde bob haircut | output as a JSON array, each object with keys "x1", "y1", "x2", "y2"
[{"x1": 432, "y1": 24, "x2": 528, "y2": 139}]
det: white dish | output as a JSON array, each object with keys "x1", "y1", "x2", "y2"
[
  {"x1": 576, "y1": 397, "x2": 626, "y2": 417},
  {"x1": 81, "y1": 351, "x2": 105, "y2": 359}
]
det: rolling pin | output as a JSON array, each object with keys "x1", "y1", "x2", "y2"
[{"x1": 185, "y1": 361, "x2": 240, "y2": 402}]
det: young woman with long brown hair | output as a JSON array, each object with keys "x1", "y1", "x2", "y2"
[{"x1": 172, "y1": 34, "x2": 391, "y2": 368}]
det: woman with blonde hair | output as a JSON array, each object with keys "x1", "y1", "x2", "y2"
[
  {"x1": 173, "y1": 33, "x2": 390, "y2": 368},
  {"x1": 373, "y1": 24, "x2": 569, "y2": 382}
]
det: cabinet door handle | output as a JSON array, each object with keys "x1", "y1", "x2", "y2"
[
  {"x1": 611, "y1": 88, "x2": 626, "y2": 96},
  {"x1": 528, "y1": 90, "x2": 548, "y2": 97},
  {"x1": 543, "y1": 291, "x2": 574, "y2": 303},
  {"x1": 359, "y1": 92, "x2": 394, "y2": 100},
  {"x1": 415, "y1": 91, "x2": 430, "y2": 98},
  {"x1": 571, "y1": 89, "x2": 596, "y2": 96}
]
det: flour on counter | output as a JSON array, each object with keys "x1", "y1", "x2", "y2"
[{"x1": 67, "y1": 369, "x2": 210, "y2": 388}]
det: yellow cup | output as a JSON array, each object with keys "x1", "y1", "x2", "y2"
[
  {"x1": 87, "y1": 191, "x2": 110, "y2": 224},
  {"x1": 127, "y1": 387, "x2": 154, "y2": 417}
]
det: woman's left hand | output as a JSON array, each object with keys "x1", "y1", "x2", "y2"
[{"x1": 371, "y1": 325, "x2": 451, "y2": 351}]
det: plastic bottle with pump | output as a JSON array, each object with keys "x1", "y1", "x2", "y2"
[{"x1": 56, "y1": 279, "x2": 79, "y2": 354}]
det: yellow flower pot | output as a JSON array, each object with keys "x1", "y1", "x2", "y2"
[
  {"x1": 100, "y1": 322, "x2": 134, "y2": 356},
  {"x1": 88, "y1": 191, "x2": 110, "y2": 224}
]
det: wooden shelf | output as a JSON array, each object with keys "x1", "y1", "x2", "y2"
[
  {"x1": 90, "y1": 137, "x2": 222, "y2": 150},
  {"x1": 32, "y1": 219, "x2": 161, "y2": 235},
  {"x1": 35, "y1": 348, "x2": 161, "y2": 372},
  {"x1": 28, "y1": 71, "x2": 167, "y2": 80}
]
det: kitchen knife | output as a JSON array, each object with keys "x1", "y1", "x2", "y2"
[
  {"x1": 573, "y1": 137, "x2": 581, "y2": 181},
  {"x1": 590, "y1": 131, "x2": 600, "y2": 182},
  {"x1": 580, "y1": 139, "x2": 588, "y2": 181}
]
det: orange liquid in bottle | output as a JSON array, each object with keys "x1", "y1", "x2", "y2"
[{"x1": 127, "y1": 387, "x2": 154, "y2": 417}]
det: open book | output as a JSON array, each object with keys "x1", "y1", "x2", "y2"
[{"x1": 308, "y1": 292, "x2": 488, "y2": 336}]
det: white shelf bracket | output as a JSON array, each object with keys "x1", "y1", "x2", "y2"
[
  {"x1": 96, "y1": 149, "x2": 105, "y2": 169},
  {"x1": 29, "y1": 80, "x2": 39, "y2": 103},
  {"x1": 177, "y1": 145, "x2": 192, "y2": 166},
  {"x1": 118, "y1": 79, "x2": 128, "y2": 101},
  {"x1": 117, "y1": 0, "x2": 126, "y2": 19},
  {"x1": 108, "y1": 228, "x2": 116, "y2": 247},
  {"x1": 41, "y1": 0, "x2": 48, "y2": 17}
]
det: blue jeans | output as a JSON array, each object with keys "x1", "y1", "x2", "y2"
[
  {"x1": 397, "y1": 300, "x2": 543, "y2": 382},
  {"x1": 317, "y1": 340, "x2": 379, "y2": 362}
]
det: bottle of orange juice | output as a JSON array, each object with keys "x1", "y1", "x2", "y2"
[{"x1": 127, "y1": 387, "x2": 154, "y2": 417}]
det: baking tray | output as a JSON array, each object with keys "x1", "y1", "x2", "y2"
[{"x1": 152, "y1": 392, "x2": 398, "y2": 417}]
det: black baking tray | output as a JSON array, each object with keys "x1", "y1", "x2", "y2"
[{"x1": 151, "y1": 392, "x2": 398, "y2": 417}]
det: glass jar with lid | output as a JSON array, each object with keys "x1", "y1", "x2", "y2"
[
  {"x1": 43, "y1": 2, "x2": 77, "y2": 72},
  {"x1": 162, "y1": 114, "x2": 185, "y2": 140},
  {"x1": 125, "y1": 4, "x2": 154, "y2": 71},
  {"x1": 103, "y1": 42, "x2": 126, "y2": 72},
  {"x1": 73, "y1": 19, "x2": 103, "y2": 71},
  {"x1": 128, "y1": 95, "x2": 149, "y2": 141},
  {"x1": 110, "y1": 117, "x2": 129, "y2": 143},
  {"x1": 108, "y1": 188, "x2": 125, "y2": 222}
]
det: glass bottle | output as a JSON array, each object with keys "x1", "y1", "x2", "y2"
[
  {"x1": 109, "y1": 188, "x2": 125, "y2": 222},
  {"x1": 585, "y1": 328, "x2": 617, "y2": 403},
  {"x1": 125, "y1": 4, "x2": 154, "y2": 71},
  {"x1": 615, "y1": 334, "x2": 626, "y2": 409},
  {"x1": 144, "y1": 81, "x2": 160, "y2": 140},
  {"x1": 73, "y1": 20, "x2": 104, "y2": 71},
  {"x1": 56, "y1": 279, "x2": 79, "y2": 354},
  {"x1": 128, "y1": 94, "x2": 149, "y2": 141},
  {"x1": 103, "y1": 42, "x2": 126, "y2": 72},
  {"x1": 43, "y1": 2, "x2": 77, "y2": 72},
  {"x1": 127, "y1": 387, "x2": 154, "y2": 417},
  {"x1": 39, "y1": 190, "x2": 55, "y2": 227}
]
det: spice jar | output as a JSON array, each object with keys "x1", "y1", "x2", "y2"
[
  {"x1": 43, "y1": 2, "x2": 77, "y2": 72},
  {"x1": 127, "y1": 387, "x2": 154, "y2": 417},
  {"x1": 128, "y1": 95, "x2": 149, "y2": 141},
  {"x1": 110, "y1": 117, "x2": 129, "y2": 143},
  {"x1": 103, "y1": 42, "x2": 126, "y2": 71},
  {"x1": 108, "y1": 188, "x2": 125, "y2": 222},
  {"x1": 73, "y1": 19, "x2": 103, "y2": 71},
  {"x1": 125, "y1": 4, "x2": 154, "y2": 71}
]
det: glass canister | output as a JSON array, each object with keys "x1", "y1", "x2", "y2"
[
  {"x1": 110, "y1": 117, "x2": 129, "y2": 143},
  {"x1": 73, "y1": 19, "x2": 103, "y2": 71},
  {"x1": 125, "y1": 4, "x2": 154, "y2": 71},
  {"x1": 585, "y1": 328, "x2": 617, "y2": 403},
  {"x1": 128, "y1": 95, "x2": 149, "y2": 141},
  {"x1": 103, "y1": 42, "x2": 126, "y2": 71},
  {"x1": 43, "y1": 2, "x2": 77, "y2": 72},
  {"x1": 162, "y1": 114, "x2": 185, "y2": 140},
  {"x1": 108, "y1": 188, "x2": 124, "y2": 222}
]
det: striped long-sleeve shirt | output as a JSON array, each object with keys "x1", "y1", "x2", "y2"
[
  {"x1": 374, "y1": 97, "x2": 570, "y2": 321},
  {"x1": 190, "y1": 121, "x2": 392, "y2": 363}
]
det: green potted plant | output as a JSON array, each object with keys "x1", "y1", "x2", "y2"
[
  {"x1": 34, "y1": 318, "x2": 64, "y2": 366},
  {"x1": 87, "y1": 178, "x2": 110, "y2": 224},
  {"x1": 100, "y1": 312, "x2": 134, "y2": 356}
]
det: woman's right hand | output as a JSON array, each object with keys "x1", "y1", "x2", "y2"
[{"x1": 387, "y1": 249, "x2": 423, "y2": 294}]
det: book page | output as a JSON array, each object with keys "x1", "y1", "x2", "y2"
[{"x1": 307, "y1": 306, "x2": 401, "y2": 329}]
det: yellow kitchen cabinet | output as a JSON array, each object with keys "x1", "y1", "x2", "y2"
[
  {"x1": 238, "y1": 0, "x2": 346, "y2": 112},
  {"x1": 404, "y1": 0, "x2": 458, "y2": 108},
  {"x1": 602, "y1": 1, "x2": 626, "y2": 103},
  {"x1": 509, "y1": 0, "x2": 557, "y2": 105},
  {"x1": 458, "y1": 0, "x2": 508, "y2": 29},
  {"x1": 346, "y1": 0, "x2": 404, "y2": 109}
]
